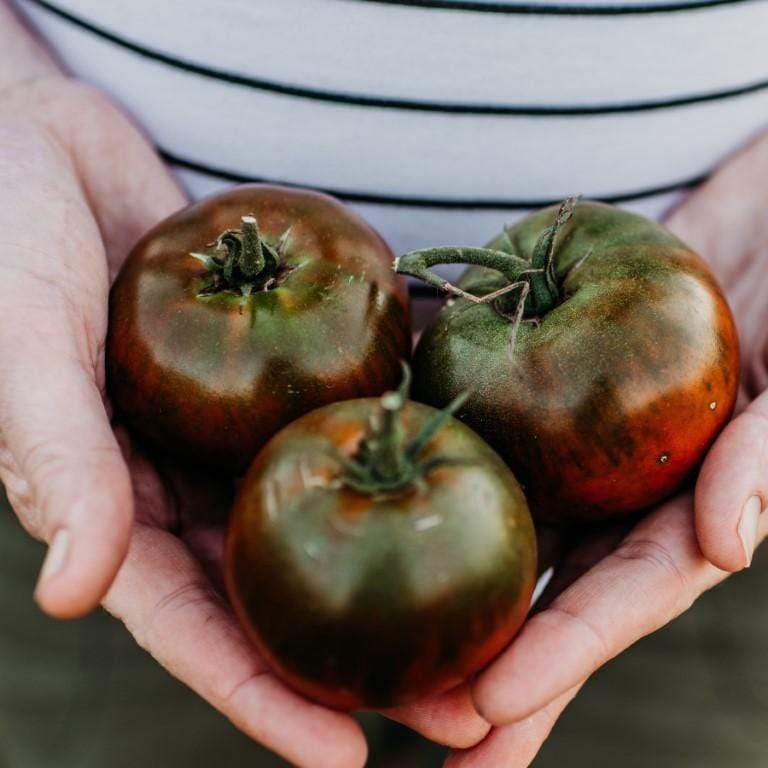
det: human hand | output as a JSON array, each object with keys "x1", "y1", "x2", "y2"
[
  {"x1": 0, "y1": 8, "x2": 489, "y2": 764},
  {"x1": 443, "y1": 131, "x2": 768, "y2": 767},
  {"x1": 103, "y1": 434, "x2": 487, "y2": 768}
]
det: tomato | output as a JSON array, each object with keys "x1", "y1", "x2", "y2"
[
  {"x1": 107, "y1": 184, "x2": 410, "y2": 471},
  {"x1": 396, "y1": 200, "x2": 739, "y2": 522},
  {"x1": 225, "y1": 374, "x2": 537, "y2": 709}
]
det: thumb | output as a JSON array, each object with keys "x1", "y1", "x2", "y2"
[
  {"x1": 0, "y1": 129, "x2": 134, "y2": 618},
  {"x1": 6, "y1": 81, "x2": 186, "y2": 617},
  {"x1": 1, "y1": 353, "x2": 133, "y2": 618},
  {"x1": 693, "y1": 390, "x2": 768, "y2": 572},
  {"x1": 0, "y1": 44, "x2": 184, "y2": 617}
]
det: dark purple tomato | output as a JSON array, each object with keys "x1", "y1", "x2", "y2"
[
  {"x1": 225, "y1": 382, "x2": 537, "y2": 709},
  {"x1": 107, "y1": 184, "x2": 410, "y2": 471}
]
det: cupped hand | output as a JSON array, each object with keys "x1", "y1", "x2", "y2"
[
  {"x1": 0, "y1": 12, "x2": 488, "y2": 762},
  {"x1": 444, "y1": 132, "x2": 768, "y2": 767}
]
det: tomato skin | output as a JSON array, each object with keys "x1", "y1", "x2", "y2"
[
  {"x1": 225, "y1": 399, "x2": 537, "y2": 709},
  {"x1": 107, "y1": 185, "x2": 409, "y2": 471},
  {"x1": 412, "y1": 202, "x2": 740, "y2": 522}
]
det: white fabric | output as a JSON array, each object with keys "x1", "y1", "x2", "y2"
[{"x1": 15, "y1": 0, "x2": 768, "y2": 258}]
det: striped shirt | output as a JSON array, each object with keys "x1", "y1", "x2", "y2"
[{"x1": 15, "y1": 0, "x2": 768, "y2": 259}]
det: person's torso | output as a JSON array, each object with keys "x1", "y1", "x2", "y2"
[{"x1": 15, "y1": 0, "x2": 768, "y2": 255}]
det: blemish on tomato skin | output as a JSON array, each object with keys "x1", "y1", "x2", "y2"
[
  {"x1": 657, "y1": 452, "x2": 670, "y2": 465},
  {"x1": 709, "y1": 401, "x2": 717, "y2": 411}
]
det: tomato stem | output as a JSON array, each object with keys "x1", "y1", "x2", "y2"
[
  {"x1": 190, "y1": 214, "x2": 290, "y2": 297},
  {"x1": 394, "y1": 197, "x2": 578, "y2": 320},
  {"x1": 239, "y1": 216, "x2": 265, "y2": 278},
  {"x1": 340, "y1": 364, "x2": 469, "y2": 496},
  {"x1": 527, "y1": 197, "x2": 576, "y2": 315}
]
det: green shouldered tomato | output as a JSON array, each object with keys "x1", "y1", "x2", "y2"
[
  {"x1": 397, "y1": 199, "x2": 739, "y2": 522},
  {"x1": 225, "y1": 374, "x2": 537, "y2": 708}
]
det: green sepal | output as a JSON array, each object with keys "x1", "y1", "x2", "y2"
[
  {"x1": 338, "y1": 364, "x2": 472, "y2": 497},
  {"x1": 190, "y1": 214, "x2": 291, "y2": 298}
]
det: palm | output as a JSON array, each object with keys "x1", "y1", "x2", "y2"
[
  {"x1": 102, "y1": 132, "x2": 768, "y2": 768},
  {"x1": 107, "y1": 434, "x2": 377, "y2": 768},
  {"x1": 116, "y1": 407, "x2": 493, "y2": 764},
  {"x1": 447, "y1": 137, "x2": 768, "y2": 768},
  {"x1": 98, "y1": 200, "x2": 487, "y2": 767}
]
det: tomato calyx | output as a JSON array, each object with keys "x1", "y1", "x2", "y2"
[
  {"x1": 338, "y1": 365, "x2": 469, "y2": 496},
  {"x1": 191, "y1": 215, "x2": 293, "y2": 299},
  {"x1": 395, "y1": 197, "x2": 581, "y2": 324}
]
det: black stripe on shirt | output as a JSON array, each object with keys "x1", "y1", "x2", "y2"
[
  {"x1": 351, "y1": 0, "x2": 753, "y2": 15},
  {"x1": 26, "y1": 0, "x2": 768, "y2": 116},
  {"x1": 162, "y1": 148, "x2": 705, "y2": 208}
]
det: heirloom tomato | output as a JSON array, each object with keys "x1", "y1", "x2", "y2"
[
  {"x1": 396, "y1": 199, "x2": 739, "y2": 522},
  {"x1": 225, "y1": 371, "x2": 537, "y2": 708},
  {"x1": 107, "y1": 185, "x2": 409, "y2": 471}
]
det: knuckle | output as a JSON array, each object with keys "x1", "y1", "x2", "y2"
[
  {"x1": 139, "y1": 578, "x2": 222, "y2": 650},
  {"x1": 152, "y1": 578, "x2": 219, "y2": 619},
  {"x1": 12, "y1": 434, "x2": 120, "y2": 525},
  {"x1": 542, "y1": 602, "x2": 612, "y2": 663},
  {"x1": 15, "y1": 439, "x2": 74, "y2": 535},
  {"x1": 612, "y1": 537, "x2": 689, "y2": 596},
  {"x1": 134, "y1": 576, "x2": 263, "y2": 708},
  {"x1": 19, "y1": 436, "x2": 69, "y2": 491},
  {"x1": 127, "y1": 578, "x2": 203, "y2": 650},
  {"x1": 218, "y1": 670, "x2": 268, "y2": 714}
]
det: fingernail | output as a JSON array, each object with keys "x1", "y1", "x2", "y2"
[
  {"x1": 738, "y1": 496, "x2": 763, "y2": 568},
  {"x1": 36, "y1": 529, "x2": 70, "y2": 591}
]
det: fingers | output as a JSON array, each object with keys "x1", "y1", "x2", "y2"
[
  {"x1": 0, "y1": 65, "x2": 185, "y2": 617},
  {"x1": 664, "y1": 130, "x2": 768, "y2": 285},
  {"x1": 170, "y1": 470, "x2": 490, "y2": 754},
  {"x1": 0, "y1": 118, "x2": 136, "y2": 618},
  {"x1": 694, "y1": 390, "x2": 768, "y2": 571},
  {"x1": 103, "y1": 524, "x2": 367, "y2": 768},
  {"x1": 383, "y1": 683, "x2": 491, "y2": 750},
  {"x1": 662, "y1": 130, "x2": 768, "y2": 568},
  {"x1": 534, "y1": 519, "x2": 632, "y2": 611},
  {"x1": 445, "y1": 684, "x2": 582, "y2": 768},
  {"x1": 471, "y1": 495, "x2": 737, "y2": 726},
  {"x1": 0, "y1": 357, "x2": 133, "y2": 618}
]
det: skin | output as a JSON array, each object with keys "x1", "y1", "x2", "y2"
[
  {"x1": 1, "y1": 3, "x2": 766, "y2": 766},
  {"x1": 109, "y1": 185, "x2": 410, "y2": 471},
  {"x1": 446, "y1": 132, "x2": 768, "y2": 766},
  {"x1": 226, "y1": 399, "x2": 537, "y2": 709},
  {"x1": 413, "y1": 202, "x2": 739, "y2": 520},
  {"x1": 0, "y1": 6, "x2": 489, "y2": 765}
]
